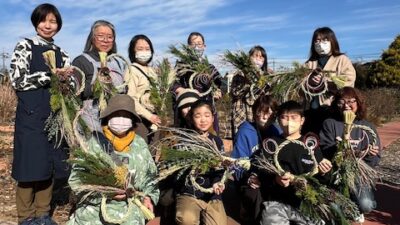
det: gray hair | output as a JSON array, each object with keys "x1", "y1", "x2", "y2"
[{"x1": 83, "y1": 20, "x2": 117, "y2": 53}]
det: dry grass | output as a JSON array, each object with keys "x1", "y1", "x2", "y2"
[
  {"x1": 362, "y1": 88, "x2": 400, "y2": 126},
  {"x1": 0, "y1": 81, "x2": 17, "y2": 124}
]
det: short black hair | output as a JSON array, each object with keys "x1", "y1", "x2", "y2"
[
  {"x1": 187, "y1": 32, "x2": 205, "y2": 45},
  {"x1": 277, "y1": 101, "x2": 304, "y2": 118},
  {"x1": 31, "y1": 3, "x2": 62, "y2": 31},
  {"x1": 128, "y1": 34, "x2": 154, "y2": 63}
]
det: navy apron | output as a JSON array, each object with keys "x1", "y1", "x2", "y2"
[{"x1": 12, "y1": 39, "x2": 70, "y2": 182}]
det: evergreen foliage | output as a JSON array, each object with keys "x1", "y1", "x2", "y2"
[
  {"x1": 254, "y1": 138, "x2": 360, "y2": 224},
  {"x1": 150, "y1": 58, "x2": 174, "y2": 125},
  {"x1": 371, "y1": 34, "x2": 400, "y2": 86},
  {"x1": 69, "y1": 148, "x2": 127, "y2": 190}
]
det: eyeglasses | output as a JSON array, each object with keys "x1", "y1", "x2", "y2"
[
  {"x1": 94, "y1": 34, "x2": 114, "y2": 42},
  {"x1": 337, "y1": 98, "x2": 357, "y2": 107}
]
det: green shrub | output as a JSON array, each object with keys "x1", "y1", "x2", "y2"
[{"x1": 370, "y1": 35, "x2": 400, "y2": 87}]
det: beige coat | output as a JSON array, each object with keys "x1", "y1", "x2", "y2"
[
  {"x1": 305, "y1": 54, "x2": 356, "y2": 106},
  {"x1": 125, "y1": 63, "x2": 157, "y2": 121}
]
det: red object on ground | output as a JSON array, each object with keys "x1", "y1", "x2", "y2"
[{"x1": 376, "y1": 120, "x2": 400, "y2": 149}]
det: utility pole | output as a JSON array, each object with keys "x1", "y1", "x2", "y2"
[
  {"x1": 1, "y1": 48, "x2": 10, "y2": 73},
  {"x1": 272, "y1": 58, "x2": 275, "y2": 72}
]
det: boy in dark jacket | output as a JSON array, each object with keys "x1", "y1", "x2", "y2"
[{"x1": 254, "y1": 101, "x2": 331, "y2": 225}]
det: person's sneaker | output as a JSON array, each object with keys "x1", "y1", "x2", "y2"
[
  {"x1": 354, "y1": 213, "x2": 365, "y2": 223},
  {"x1": 34, "y1": 215, "x2": 58, "y2": 225},
  {"x1": 19, "y1": 217, "x2": 39, "y2": 225}
]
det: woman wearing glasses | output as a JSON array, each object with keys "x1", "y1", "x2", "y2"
[
  {"x1": 171, "y1": 32, "x2": 223, "y2": 134},
  {"x1": 72, "y1": 20, "x2": 126, "y2": 132},
  {"x1": 319, "y1": 87, "x2": 380, "y2": 222},
  {"x1": 302, "y1": 27, "x2": 356, "y2": 134}
]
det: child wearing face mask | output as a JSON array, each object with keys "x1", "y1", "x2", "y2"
[
  {"x1": 175, "y1": 100, "x2": 227, "y2": 225},
  {"x1": 303, "y1": 27, "x2": 356, "y2": 134},
  {"x1": 230, "y1": 45, "x2": 270, "y2": 138},
  {"x1": 252, "y1": 101, "x2": 330, "y2": 225},
  {"x1": 125, "y1": 34, "x2": 160, "y2": 144},
  {"x1": 67, "y1": 94, "x2": 159, "y2": 225}
]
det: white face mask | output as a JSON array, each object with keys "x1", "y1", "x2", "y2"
[
  {"x1": 108, "y1": 117, "x2": 132, "y2": 135},
  {"x1": 281, "y1": 120, "x2": 301, "y2": 135},
  {"x1": 135, "y1": 51, "x2": 152, "y2": 63},
  {"x1": 194, "y1": 46, "x2": 204, "y2": 57},
  {"x1": 252, "y1": 59, "x2": 264, "y2": 69},
  {"x1": 314, "y1": 41, "x2": 331, "y2": 55}
]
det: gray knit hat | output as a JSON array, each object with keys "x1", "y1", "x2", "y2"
[{"x1": 99, "y1": 94, "x2": 142, "y2": 122}]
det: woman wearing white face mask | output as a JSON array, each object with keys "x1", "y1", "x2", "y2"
[
  {"x1": 303, "y1": 27, "x2": 356, "y2": 134},
  {"x1": 171, "y1": 32, "x2": 223, "y2": 134},
  {"x1": 125, "y1": 34, "x2": 160, "y2": 144},
  {"x1": 230, "y1": 45, "x2": 271, "y2": 137}
]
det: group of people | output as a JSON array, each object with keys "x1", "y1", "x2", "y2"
[{"x1": 8, "y1": 3, "x2": 381, "y2": 225}]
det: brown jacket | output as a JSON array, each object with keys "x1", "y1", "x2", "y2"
[{"x1": 305, "y1": 54, "x2": 356, "y2": 106}]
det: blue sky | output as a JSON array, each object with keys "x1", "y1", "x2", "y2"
[{"x1": 0, "y1": 0, "x2": 399, "y2": 73}]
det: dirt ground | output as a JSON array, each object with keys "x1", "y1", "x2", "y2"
[{"x1": 1, "y1": 125, "x2": 399, "y2": 224}]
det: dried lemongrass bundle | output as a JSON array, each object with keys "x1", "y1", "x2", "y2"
[
  {"x1": 152, "y1": 126, "x2": 250, "y2": 193},
  {"x1": 42, "y1": 50, "x2": 56, "y2": 74},
  {"x1": 42, "y1": 50, "x2": 86, "y2": 149},
  {"x1": 224, "y1": 50, "x2": 269, "y2": 99},
  {"x1": 93, "y1": 52, "x2": 131, "y2": 113},
  {"x1": 99, "y1": 51, "x2": 108, "y2": 68},
  {"x1": 69, "y1": 148, "x2": 155, "y2": 222},
  {"x1": 343, "y1": 110, "x2": 356, "y2": 141},
  {"x1": 169, "y1": 44, "x2": 218, "y2": 97},
  {"x1": 150, "y1": 58, "x2": 175, "y2": 126},
  {"x1": 331, "y1": 110, "x2": 380, "y2": 199}
]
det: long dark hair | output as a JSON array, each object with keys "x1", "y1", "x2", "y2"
[
  {"x1": 128, "y1": 34, "x2": 154, "y2": 64},
  {"x1": 187, "y1": 32, "x2": 205, "y2": 45},
  {"x1": 249, "y1": 45, "x2": 268, "y2": 73},
  {"x1": 307, "y1": 27, "x2": 343, "y2": 61}
]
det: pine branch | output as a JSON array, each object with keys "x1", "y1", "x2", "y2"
[
  {"x1": 69, "y1": 148, "x2": 130, "y2": 191},
  {"x1": 150, "y1": 58, "x2": 174, "y2": 124}
]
